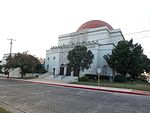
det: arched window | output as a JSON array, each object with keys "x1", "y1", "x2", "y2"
[{"x1": 53, "y1": 56, "x2": 56, "y2": 60}]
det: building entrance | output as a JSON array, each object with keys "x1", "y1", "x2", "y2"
[
  {"x1": 66, "y1": 66, "x2": 71, "y2": 76},
  {"x1": 60, "y1": 64, "x2": 64, "y2": 75}
]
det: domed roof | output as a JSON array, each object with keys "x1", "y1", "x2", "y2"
[{"x1": 77, "y1": 20, "x2": 113, "y2": 32}]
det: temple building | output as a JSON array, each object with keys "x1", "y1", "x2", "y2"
[{"x1": 45, "y1": 20, "x2": 125, "y2": 77}]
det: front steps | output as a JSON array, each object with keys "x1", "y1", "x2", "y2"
[{"x1": 39, "y1": 73, "x2": 78, "y2": 83}]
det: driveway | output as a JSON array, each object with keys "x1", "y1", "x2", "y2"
[{"x1": 0, "y1": 78, "x2": 150, "y2": 113}]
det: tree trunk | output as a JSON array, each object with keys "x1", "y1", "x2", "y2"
[
  {"x1": 7, "y1": 72, "x2": 9, "y2": 79},
  {"x1": 74, "y1": 69, "x2": 80, "y2": 80},
  {"x1": 77, "y1": 69, "x2": 80, "y2": 80},
  {"x1": 21, "y1": 67, "x2": 24, "y2": 78},
  {"x1": 6, "y1": 69, "x2": 10, "y2": 79},
  {"x1": 131, "y1": 76, "x2": 134, "y2": 84}
]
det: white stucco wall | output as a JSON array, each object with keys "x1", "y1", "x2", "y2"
[
  {"x1": 45, "y1": 26, "x2": 124, "y2": 76},
  {"x1": 9, "y1": 67, "x2": 21, "y2": 78},
  {"x1": 45, "y1": 49, "x2": 60, "y2": 74}
]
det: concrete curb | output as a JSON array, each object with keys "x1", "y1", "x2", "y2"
[{"x1": 15, "y1": 79, "x2": 150, "y2": 96}]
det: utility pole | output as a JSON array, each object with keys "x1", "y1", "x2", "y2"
[{"x1": 7, "y1": 38, "x2": 16, "y2": 56}]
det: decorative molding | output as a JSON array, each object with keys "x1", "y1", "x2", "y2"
[{"x1": 50, "y1": 40, "x2": 100, "y2": 50}]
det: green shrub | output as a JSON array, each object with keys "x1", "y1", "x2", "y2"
[
  {"x1": 84, "y1": 74, "x2": 97, "y2": 81},
  {"x1": 99, "y1": 75, "x2": 109, "y2": 80},
  {"x1": 79, "y1": 76, "x2": 89, "y2": 81},
  {"x1": 114, "y1": 75, "x2": 126, "y2": 83},
  {"x1": 85, "y1": 74, "x2": 109, "y2": 80}
]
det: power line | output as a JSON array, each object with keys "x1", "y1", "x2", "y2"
[
  {"x1": 134, "y1": 35, "x2": 150, "y2": 39},
  {"x1": 124, "y1": 30, "x2": 150, "y2": 40},
  {"x1": 7, "y1": 38, "x2": 16, "y2": 56},
  {"x1": 124, "y1": 30, "x2": 150, "y2": 35},
  {"x1": 126, "y1": 35, "x2": 150, "y2": 40}
]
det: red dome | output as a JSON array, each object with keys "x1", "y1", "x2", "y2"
[{"x1": 77, "y1": 20, "x2": 113, "y2": 32}]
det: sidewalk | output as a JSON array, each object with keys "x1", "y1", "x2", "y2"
[{"x1": 14, "y1": 78, "x2": 150, "y2": 96}]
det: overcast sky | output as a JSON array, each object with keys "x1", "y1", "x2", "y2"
[{"x1": 0, "y1": 0, "x2": 150, "y2": 60}]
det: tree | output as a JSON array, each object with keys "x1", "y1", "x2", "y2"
[
  {"x1": 35, "y1": 63, "x2": 46, "y2": 73},
  {"x1": 104, "y1": 39, "x2": 149, "y2": 80},
  {"x1": 104, "y1": 40, "x2": 131, "y2": 76},
  {"x1": 67, "y1": 45, "x2": 94, "y2": 80},
  {"x1": 141, "y1": 54, "x2": 150, "y2": 73},
  {"x1": 127, "y1": 41, "x2": 144, "y2": 79},
  {"x1": 4, "y1": 53, "x2": 44, "y2": 78}
]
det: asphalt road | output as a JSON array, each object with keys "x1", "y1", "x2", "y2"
[{"x1": 0, "y1": 78, "x2": 150, "y2": 113}]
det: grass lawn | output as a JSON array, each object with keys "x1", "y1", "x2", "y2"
[
  {"x1": 72, "y1": 79, "x2": 150, "y2": 91},
  {"x1": 0, "y1": 107, "x2": 11, "y2": 113}
]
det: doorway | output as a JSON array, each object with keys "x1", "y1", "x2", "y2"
[
  {"x1": 66, "y1": 66, "x2": 71, "y2": 76},
  {"x1": 60, "y1": 64, "x2": 64, "y2": 75}
]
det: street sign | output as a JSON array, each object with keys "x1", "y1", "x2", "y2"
[{"x1": 97, "y1": 68, "x2": 101, "y2": 74}]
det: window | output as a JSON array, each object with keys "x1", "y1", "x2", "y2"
[{"x1": 53, "y1": 56, "x2": 56, "y2": 60}]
